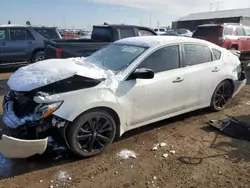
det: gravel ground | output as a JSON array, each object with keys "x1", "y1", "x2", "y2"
[{"x1": 0, "y1": 62, "x2": 250, "y2": 188}]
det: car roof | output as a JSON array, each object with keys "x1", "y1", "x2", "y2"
[
  {"x1": 198, "y1": 23, "x2": 241, "y2": 27},
  {"x1": 0, "y1": 24, "x2": 56, "y2": 29},
  {"x1": 115, "y1": 36, "x2": 216, "y2": 48}
]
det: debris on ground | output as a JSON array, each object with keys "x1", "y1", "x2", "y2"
[
  {"x1": 160, "y1": 142, "x2": 167, "y2": 147},
  {"x1": 55, "y1": 170, "x2": 71, "y2": 182},
  {"x1": 117, "y1": 149, "x2": 136, "y2": 159},
  {"x1": 153, "y1": 176, "x2": 157, "y2": 180},
  {"x1": 169, "y1": 150, "x2": 176, "y2": 154},
  {"x1": 162, "y1": 153, "x2": 168, "y2": 158},
  {"x1": 152, "y1": 146, "x2": 158, "y2": 151},
  {"x1": 209, "y1": 116, "x2": 250, "y2": 141}
]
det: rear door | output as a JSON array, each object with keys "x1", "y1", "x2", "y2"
[
  {"x1": 235, "y1": 26, "x2": 247, "y2": 51},
  {"x1": 1, "y1": 28, "x2": 32, "y2": 62},
  {"x1": 243, "y1": 26, "x2": 250, "y2": 51},
  {"x1": 182, "y1": 43, "x2": 223, "y2": 107}
]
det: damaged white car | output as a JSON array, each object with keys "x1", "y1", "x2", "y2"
[{"x1": 1, "y1": 36, "x2": 246, "y2": 158}]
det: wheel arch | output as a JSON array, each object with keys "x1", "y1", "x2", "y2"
[
  {"x1": 31, "y1": 48, "x2": 44, "y2": 62},
  {"x1": 210, "y1": 78, "x2": 235, "y2": 106},
  {"x1": 67, "y1": 106, "x2": 123, "y2": 138}
]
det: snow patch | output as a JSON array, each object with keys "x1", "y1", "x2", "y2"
[
  {"x1": 117, "y1": 149, "x2": 136, "y2": 159},
  {"x1": 55, "y1": 170, "x2": 70, "y2": 182}
]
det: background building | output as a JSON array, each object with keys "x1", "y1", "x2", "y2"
[{"x1": 172, "y1": 8, "x2": 250, "y2": 31}]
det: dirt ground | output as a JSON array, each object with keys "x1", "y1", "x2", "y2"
[{"x1": 0, "y1": 65, "x2": 250, "y2": 188}]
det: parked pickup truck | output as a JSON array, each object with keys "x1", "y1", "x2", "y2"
[
  {"x1": 44, "y1": 24, "x2": 157, "y2": 59},
  {"x1": 0, "y1": 24, "x2": 62, "y2": 66}
]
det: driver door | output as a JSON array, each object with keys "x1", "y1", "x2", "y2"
[{"x1": 117, "y1": 45, "x2": 188, "y2": 127}]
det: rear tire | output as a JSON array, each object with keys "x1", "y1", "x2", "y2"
[
  {"x1": 32, "y1": 51, "x2": 45, "y2": 63},
  {"x1": 210, "y1": 80, "x2": 234, "y2": 111},
  {"x1": 67, "y1": 110, "x2": 117, "y2": 157}
]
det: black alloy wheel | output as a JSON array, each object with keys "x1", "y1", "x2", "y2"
[
  {"x1": 67, "y1": 110, "x2": 116, "y2": 157},
  {"x1": 211, "y1": 80, "x2": 234, "y2": 111}
]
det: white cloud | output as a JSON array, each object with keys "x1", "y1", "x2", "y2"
[{"x1": 90, "y1": 0, "x2": 250, "y2": 19}]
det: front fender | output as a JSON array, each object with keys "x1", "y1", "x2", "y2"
[{"x1": 52, "y1": 88, "x2": 126, "y2": 132}]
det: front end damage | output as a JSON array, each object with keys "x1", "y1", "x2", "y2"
[{"x1": 1, "y1": 90, "x2": 69, "y2": 158}]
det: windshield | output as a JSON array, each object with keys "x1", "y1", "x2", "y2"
[{"x1": 84, "y1": 43, "x2": 148, "y2": 73}]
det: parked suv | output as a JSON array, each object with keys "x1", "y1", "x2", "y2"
[
  {"x1": 192, "y1": 23, "x2": 250, "y2": 53},
  {"x1": 0, "y1": 24, "x2": 62, "y2": 66}
]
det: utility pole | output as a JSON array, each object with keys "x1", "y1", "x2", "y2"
[
  {"x1": 157, "y1": 20, "x2": 160, "y2": 28},
  {"x1": 150, "y1": 13, "x2": 152, "y2": 28},
  {"x1": 217, "y1": 2, "x2": 219, "y2": 11},
  {"x1": 139, "y1": 19, "x2": 142, "y2": 26},
  {"x1": 210, "y1": 3, "x2": 212, "y2": 11}
]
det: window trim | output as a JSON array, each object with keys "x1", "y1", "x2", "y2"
[
  {"x1": 26, "y1": 29, "x2": 35, "y2": 40},
  {"x1": 9, "y1": 27, "x2": 29, "y2": 41},
  {"x1": 125, "y1": 44, "x2": 183, "y2": 80},
  {"x1": 212, "y1": 48, "x2": 222, "y2": 60},
  {"x1": 181, "y1": 42, "x2": 214, "y2": 67}
]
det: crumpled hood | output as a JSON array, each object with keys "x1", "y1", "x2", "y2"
[{"x1": 7, "y1": 58, "x2": 113, "y2": 92}]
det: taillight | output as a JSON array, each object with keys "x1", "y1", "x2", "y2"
[
  {"x1": 56, "y1": 48, "x2": 63, "y2": 58},
  {"x1": 218, "y1": 36, "x2": 226, "y2": 43}
]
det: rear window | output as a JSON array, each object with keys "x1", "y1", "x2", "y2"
[
  {"x1": 159, "y1": 29, "x2": 165, "y2": 32},
  {"x1": 91, "y1": 27, "x2": 112, "y2": 42},
  {"x1": 193, "y1": 26, "x2": 222, "y2": 37},
  {"x1": 34, "y1": 28, "x2": 60, "y2": 39},
  {"x1": 223, "y1": 27, "x2": 233, "y2": 35}
]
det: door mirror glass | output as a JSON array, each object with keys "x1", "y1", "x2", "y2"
[{"x1": 131, "y1": 68, "x2": 154, "y2": 79}]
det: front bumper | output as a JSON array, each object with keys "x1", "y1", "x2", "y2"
[{"x1": 0, "y1": 134, "x2": 48, "y2": 158}]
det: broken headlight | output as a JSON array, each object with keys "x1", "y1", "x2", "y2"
[{"x1": 35, "y1": 101, "x2": 63, "y2": 119}]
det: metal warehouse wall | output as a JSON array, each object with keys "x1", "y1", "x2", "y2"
[
  {"x1": 240, "y1": 17, "x2": 250, "y2": 26},
  {"x1": 172, "y1": 17, "x2": 241, "y2": 31}
]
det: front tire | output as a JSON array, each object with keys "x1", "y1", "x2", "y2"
[
  {"x1": 210, "y1": 80, "x2": 234, "y2": 111},
  {"x1": 67, "y1": 110, "x2": 117, "y2": 157}
]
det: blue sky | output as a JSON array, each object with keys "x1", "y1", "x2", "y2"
[{"x1": 0, "y1": 0, "x2": 249, "y2": 29}]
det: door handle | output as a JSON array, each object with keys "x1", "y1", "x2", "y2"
[
  {"x1": 212, "y1": 67, "x2": 220, "y2": 72},
  {"x1": 173, "y1": 77, "x2": 184, "y2": 83},
  {"x1": 1, "y1": 42, "x2": 6, "y2": 46},
  {"x1": 27, "y1": 41, "x2": 32, "y2": 44}
]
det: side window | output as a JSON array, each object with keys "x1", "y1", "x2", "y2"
[
  {"x1": 138, "y1": 29, "x2": 155, "y2": 36},
  {"x1": 137, "y1": 45, "x2": 180, "y2": 73},
  {"x1": 212, "y1": 49, "x2": 221, "y2": 60},
  {"x1": 184, "y1": 44, "x2": 212, "y2": 66},
  {"x1": 0, "y1": 29, "x2": 7, "y2": 41},
  {"x1": 244, "y1": 27, "x2": 250, "y2": 36},
  {"x1": 119, "y1": 28, "x2": 135, "y2": 39},
  {"x1": 223, "y1": 27, "x2": 233, "y2": 35},
  {"x1": 26, "y1": 30, "x2": 35, "y2": 40},
  {"x1": 236, "y1": 27, "x2": 245, "y2": 36},
  {"x1": 10, "y1": 29, "x2": 26, "y2": 41}
]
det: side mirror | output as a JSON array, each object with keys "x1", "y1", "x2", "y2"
[{"x1": 131, "y1": 68, "x2": 154, "y2": 79}]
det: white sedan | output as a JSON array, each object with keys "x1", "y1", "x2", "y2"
[{"x1": 1, "y1": 36, "x2": 246, "y2": 158}]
